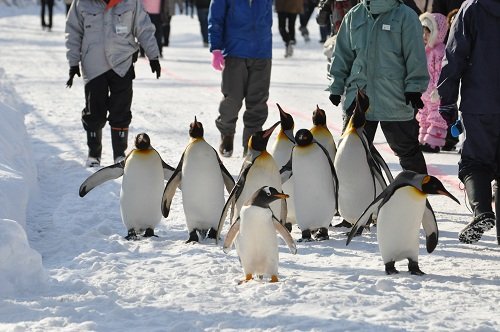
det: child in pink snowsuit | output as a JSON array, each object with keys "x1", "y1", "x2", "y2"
[{"x1": 417, "y1": 12, "x2": 449, "y2": 153}]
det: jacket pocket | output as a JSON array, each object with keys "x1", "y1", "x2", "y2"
[
  {"x1": 81, "y1": 10, "x2": 103, "y2": 31},
  {"x1": 113, "y1": 3, "x2": 135, "y2": 36}
]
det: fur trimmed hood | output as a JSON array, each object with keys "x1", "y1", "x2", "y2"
[{"x1": 419, "y1": 12, "x2": 448, "y2": 48}]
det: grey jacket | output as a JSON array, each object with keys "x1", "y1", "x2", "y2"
[{"x1": 65, "y1": 0, "x2": 160, "y2": 83}]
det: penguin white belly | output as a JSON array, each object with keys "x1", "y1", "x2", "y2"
[
  {"x1": 293, "y1": 146, "x2": 336, "y2": 230},
  {"x1": 282, "y1": 178, "x2": 296, "y2": 224},
  {"x1": 120, "y1": 150, "x2": 164, "y2": 231},
  {"x1": 312, "y1": 128, "x2": 337, "y2": 161},
  {"x1": 377, "y1": 187, "x2": 427, "y2": 263},
  {"x1": 182, "y1": 141, "x2": 225, "y2": 231},
  {"x1": 335, "y1": 134, "x2": 378, "y2": 224},
  {"x1": 236, "y1": 154, "x2": 282, "y2": 221},
  {"x1": 237, "y1": 206, "x2": 279, "y2": 276},
  {"x1": 270, "y1": 139, "x2": 296, "y2": 224}
]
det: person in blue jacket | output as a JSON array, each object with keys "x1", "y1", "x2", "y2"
[
  {"x1": 437, "y1": 0, "x2": 500, "y2": 245},
  {"x1": 208, "y1": 0, "x2": 273, "y2": 157}
]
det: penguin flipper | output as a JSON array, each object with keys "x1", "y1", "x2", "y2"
[
  {"x1": 216, "y1": 182, "x2": 238, "y2": 244},
  {"x1": 161, "y1": 166, "x2": 182, "y2": 218},
  {"x1": 357, "y1": 129, "x2": 388, "y2": 191},
  {"x1": 422, "y1": 200, "x2": 439, "y2": 253},
  {"x1": 346, "y1": 195, "x2": 384, "y2": 246},
  {"x1": 314, "y1": 139, "x2": 339, "y2": 212},
  {"x1": 279, "y1": 156, "x2": 293, "y2": 184},
  {"x1": 79, "y1": 162, "x2": 124, "y2": 197},
  {"x1": 280, "y1": 195, "x2": 288, "y2": 225},
  {"x1": 161, "y1": 158, "x2": 176, "y2": 180},
  {"x1": 214, "y1": 148, "x2": 236, "y2": 192},
  {"x1": 272, "y1": 218, "x2": 297, "y2": 254},
  {"x1": 370, "y1": 145, "x2": 394, "y2": 183},
  {"x1": 222, "y1": 218, "x2": 241, "y2": 254}
]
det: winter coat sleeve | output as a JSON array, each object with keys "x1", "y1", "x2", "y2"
[
  {"x1": 208, "y1": 0, "x2": 227, "y2": 52},
  {"x1": 402, "y1": 11, "x2": 430, "y2": 94},
  {"x1": 328, "y1": 14, "x2": 355, "y2": 96},
  {"x1": 437, "y1": 6, "x2": 472, "y2": 105},
  {"x1": 65, "y1": 1, "x2": 84, "y2": 67},
  {"x1": 134, "y1": 0, "x2": 160, "y2": 60}
]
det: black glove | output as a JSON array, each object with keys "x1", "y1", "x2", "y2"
[
  {"x1": 404, "y1": 92, "x2": 424, "y2": 109},
  {"x1": 329, "y1": 94, "x2": 341, "y2": 106},
  {"x1": 66, "y1": 65, "x2": 81, "y2": 88},
  {"x1": 150, "y1": 59, "x2": 161, "y2": 79},
  {"x1": 438, "y1": 103, "x2": 459, "y2": 127}
]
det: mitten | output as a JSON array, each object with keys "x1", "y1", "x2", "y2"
[
  {"x1": 329, "y1": 94, "x2": 341, "y2": 106},
  {"x1": 66, "y1": 65, "x2": 81, "y2": 88},
  {"x1": 404, "y1": 92, "x2": 424, "y2": 109},
  {"x1": 438, "y1": 103, "x2": 459, "y2": 127},
  {"x1": 150, "y1": 59, "x2": 161, "y2": 79},
  {"x1": 211, "y1": 50, "x2": 225, "y2": 71}
]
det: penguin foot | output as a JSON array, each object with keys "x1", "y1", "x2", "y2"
[
  {"x1": 458, "y1": 212, "x2": 495, "y2": 244},
  {"x1": 125, "y1": 229, "x2": 138, "y2": 241},
  {"x1": 385, "y1": 262, "x2": 399, "y2": 275},
  {"x1": 143, "y1": 228, "x2": 158, "y2": 238},
  {"x1": 297, "y1": 229, "x2": 313, "y2": 242},
  {"x1": 238, "y1": 274, "x2": 253, "y2": 285},
  {"x1": 206, "y1": 228, "x2": 217, "y2": 240},
  {"x1": 408, "y1": 260, "x2": 425, "y2": 276},
  {"x1": 270, "y1": 275, "x2": 279, "y2": 283},
  {"x1": 314, "y1": 227, "x2": 329, "y2": 241},
  {"x1": 185, "y1": 230, "x2": 199, "y2": 243},
  {"x1": 285, "y1": 222, "x2": 292, "y2": 232},
  {"x1": 333, "y1": 220, "x2": 352, "y2": 228}
]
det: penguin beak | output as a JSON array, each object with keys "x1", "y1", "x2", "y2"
[
  {"x1": 437, "y1": 189, "x2": 460, "y2": 205},
  {"x1": 194, "y1": 116, "x2": 200, "y2": 127},
  {"x1": 273, "y1": 193, "x2": 289, "y2": 199},
  {"x1": 277, "y1": 103, "x2": 288, "y2": 119},
  {"x1": 263, "y1": 121, "x2": 281, "y2": 138}
]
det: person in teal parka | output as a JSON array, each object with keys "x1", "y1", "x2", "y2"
[{"x1": 328, "y1": 0, "x2": 430, "y2": 174}]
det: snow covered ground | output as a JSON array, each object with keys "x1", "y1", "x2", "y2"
[{"x1": 0, "y1": 3, "x2": 499, "y2": 331}]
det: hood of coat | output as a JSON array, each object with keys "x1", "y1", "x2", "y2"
[
  {"x1": 362, "y1": 0, "x2": 401, "y2": 14},
  {"x1": 479, "y1": 0, "x2": 500, "y2": 17},
  {"x1": 420, "y1": 12, "x2": 448, "y2": 48}
]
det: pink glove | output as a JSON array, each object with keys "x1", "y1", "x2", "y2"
[{"x1": 211, "y1": 50, "x2": 225, "y2": 71}]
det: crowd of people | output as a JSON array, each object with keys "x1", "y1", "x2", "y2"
[{"x1": 63, "y1": 0, "x2": 498, "y2": 245}]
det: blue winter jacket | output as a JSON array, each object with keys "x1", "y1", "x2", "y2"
[
  {"x1": 208, "y1": 0, "x2": 273, "y2": 59},
  {"x1": 437, "y1": 0, "x2": 500, "y2": 114}
]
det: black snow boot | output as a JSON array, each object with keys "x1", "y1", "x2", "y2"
[
  {"x1": 219, "y1": 134, "x2": 234, "y2": 158},
  {"x1": 459, "y1": 173, "x2": 495, "y2": 244},
  {"x1": 111, "y1": 127, "x2": 128, "y2": 163},
  {"x1": 86, "y1": 129, "x2": 102, "y2": 167}
]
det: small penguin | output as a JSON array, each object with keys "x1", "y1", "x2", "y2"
[
  {"x1": 161, "y1": 117, "x2": 235, "y2": 243},
  {"x1": 334, "y1": 89, "x2": 393, "y2": 229},
  {"x1": 79, "y1": 133, "x2": 175, "y2": 240},
  {"x1": 281, "y1": 129, "x2": 338, "y2": 242},
  {"x1": 269, "y1": 103, "x2": 296, "y2": 228},
  {"x1": 223, "y1": 186, "x2": 297, "y2": 283},
  {"x1": 346, "y1": 171, "x2": 460, "y2": 275},
  {"x1": 310, "y1": 105, "x2": 337, "y2": 161},
  {"x1": 217, "y1": 121, "x2": 285, "y2": 243}
]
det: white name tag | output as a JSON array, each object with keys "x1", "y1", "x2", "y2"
[
  {"x1": 382, "y1": 24, "x2": 391, "y2": 31},
  {"x1": 116, "y1": 24, "x2": 128, "y2": 35}
]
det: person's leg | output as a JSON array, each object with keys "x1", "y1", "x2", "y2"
[
  {"x1": 215, "y1": 57, "x2": 247, "y2": 156},
  {"x1": 287, "y1": 13, "x2": 298, "y2": 45},
  {"x1": 41, "y1": 0, "x2": 47, "y2": 28},
  {"x1": 82, "y1": 72, "x2": 110, "y2": 163},
  {"x1": 162, "y1": 15, "x2": 172, "y2": 46},
  {"x1": 380, "y1": 119, "x2": 428, "y2": 174},
  {"x1": 277, "y1": 12, "x2": 289, "y2": 45},
  {"x1": 197, "y1": 8, "x2": 209, "y2": 45},
  {"x1": 107, "y1": 66, "x2": 134, "y2": 161},
  {"x1": 47, "y1": 0, "x2": 54, "y2": 30},
  {"x1": 242, "y1": 58, "x2": 272, "y2": 152},
  {"x1": 149, "y1": 14, "x2": 163, "y2": 57}
]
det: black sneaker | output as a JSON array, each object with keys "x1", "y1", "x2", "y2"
[
  {"x1": 420, "y1": 143, "x2": 440, "y2": 153},
  {"x1": 219, "y1": 134, "x2": 234, "y2": 157},
  {"x1": 458, "y1": 212, "x2": 496, "y2": 244}
]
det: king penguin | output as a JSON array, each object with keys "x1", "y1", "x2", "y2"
[
  {"x1": 217, "y1": 121, "x2": 285, "y2": 243},
  {"x1": 310, "y1": 105, "x2": 337, "y2": 161},
  {"x1": 269, "y1": 103, "x2": 296, "y2": 229},
  {"x1": 223, "y1": 186, "x2": 297, "y2": 283},
  {"x1": 281, "y1": 129, "x2": 338, "y2": 241},
  {"x1": 79, "y1": 133, "x2": 175, "y2": 240},
  {"x1": 333, "y1": 89, "x2": 394, "y2": 230},
  {"x1": 346, "y1": 171, "x2": 460, "y2": 275},
  {"x1": 161, "y1": 117, "x2": 235, "y2": 243}
]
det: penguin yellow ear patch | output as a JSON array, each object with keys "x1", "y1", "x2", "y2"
[{"x1": 422, "y1": 175, "x2": 431, "y2": 184}]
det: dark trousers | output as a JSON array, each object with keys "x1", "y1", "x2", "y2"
[
  {"x1": 197, "y1": 8, "x2": 209, "y2": 44},
  {"x1": 299, "y1": 0, "x2": 317, "y2": 28},
  {"x1": 162, "y1": 15, "x2": 172, "y2": 46},
  {"x1": 82, "y1": 67, "x2": 134, "y2": 132},
  {"x1": 277, "y1": 12, "x2": 298, "y2": 45},
  {"x1": 149, "y1": 14, "x2": 163, "y2": 56},
  {"x1": 215, "y1": 57, "x2": 271, "y2": 145},
  {"x1": 41, "y1": 0, "x2": 54, "y2": 29}
]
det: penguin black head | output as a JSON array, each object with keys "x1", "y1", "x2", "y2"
[
  {"x1": 247, "y1": 186, "x2": 289, "y2": 208},
  {"x1": 248, "y1": 121, "x2": 280, "y2": 152},
  {"x1": 276, "y1": 103, "x2": 294, "y2": 131},
  {"x1": 420, "y1": 174, "x2": 460, "y2": 204},
  {"x1": 351, "y1": 88, "x2": 369, "y2": 129},
  {"x1": 135, "y1": 133, "x2": 151, "y2": 150},
  {"x1": 189, "y1": 116, "x2": 204, "y2": 138},
  {"x1": 312, "y1": 105, "x2": 327, "y2": 126},
  {"x1": 294, "y1": 129, "x2": 314, "y2": 147}
]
